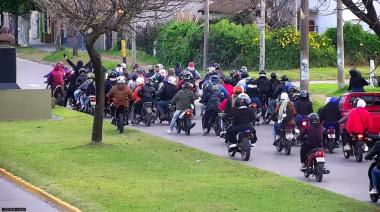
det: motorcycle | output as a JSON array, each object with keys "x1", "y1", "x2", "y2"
[
  {"x1": 202, "y1": 111, "x2": 222, "y2": 136},
  {"x1": 325, "y1": 127, "x2": 338, "y2": 153},
  {"x1": 142, "y1": 102, "x2": 154, "y2": 126},
  {"x1": 176, "y1": 109, "x2": 194, "y2": 136},
  {"x1": 53, "y1": 85, "x2": 66, "y2": 106},
  {"x1": 250, "y1": 102, "x2": 260, "y2": 126},
  {"x1": 302, "y1": 148, "x2": 330, "y2": 182},
  {"x1": 157, "y1": 103, "x2": 175, "y2": 124},
  {"x1": 227, "y1": 129, "x2": 255, "y2": 161},
  {"x1": 343, "y1": 133, "x2": 369, "y2": 162},
  {"x1": 85, "y1": 95, "x2": 96, "y2": 115},
  {"x1": 369, "y1": 155, "x2": 380, "y2": 202},
  {"x1": 294, "y1": 119, "x2": 308, "y2": 146},
  {"x1": 276, "y1": 125, "x2": 294, "y2": 155},
  {"x1": 114, "y1": 106, "x2": 128, "y2": 133}
]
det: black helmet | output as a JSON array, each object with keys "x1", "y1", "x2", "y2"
[
  {"x1": 77, "y1": 60, "x2": 83, "y2": 67},
  {"x1": 270, "y1": 72, "x2": 277, "y2": 79},
  {"x1": 210, "y1": 75, "x2": 221, "y2": 85},
  {"x1": 109, "y1": 71, "x2": 117, "y2": 79},
  {"x1": 280, "y1": 75, "x2": 289, "y2": 82},
  {"x1": 308, "y1": 113, "x2": 320, "y2": 126},
  {"x1": 181, "y1": 70, "x2": 193, "y2": 80},
  {"x1": 300, "y1": 90, "x2": 309, "y2": 98},
  {"x1": 259, "y1": 70, "x2": 266, "y2": 77},
  {"x1": 79, "y1": 68, "x2": 87, "y2": 74},
  {"x1": 224, "y1": 77, "x2": 232, "y2": 85},
  {"x1": 214, "y1": 63, "x2": 221, "y2": 70},
  {"x1": 241, "y1": 71, "x2": 249, "y2": 79}
]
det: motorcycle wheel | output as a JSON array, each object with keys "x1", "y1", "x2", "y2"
[
  {"x1": 315, "y1": 163, "x2": 324, "y2": 182},
  {"x1": 370, "y1": 184, "x2": 379, "y2": 202},
  {"x1": 185, "y1": 119, "x2": 192, "y2": 136},
  {"x1": 240, "y1": 138, "x2": 251, "y2": 161},
  {"x1": 56, "y1": 92, "x2": 65, "y2": 106},
  {"x1": 303, "y1": 170, "x2": 310, "y2": 178},
  {"x1": 276, "y1": 138, "x2": 283, "y2": 152},
  {"x1": 214, "y1": 116, "x2": 221, "y2": 136},
  {"x1": 145, "y1": 113, "x2": 152, "y2": 127},
  {"x1": 118, "y1": 112, "x2": 125, "y2": 134},
  {"x1": 284, "y1": 139, "x2": 292, "y2": 155},
  {"x1": 327, "y1": 139, "x2": 334, "y2": 154},
  {"x1": 355, "y1": 143, "x2": 363, "y2": 162},
  {"x1": 343, "y1": 147, "x2": 350, "y2": 159},
  {"x1": 176, "y1": 120, "x2": 181, "y2": 134}
]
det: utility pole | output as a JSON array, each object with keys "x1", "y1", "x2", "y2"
[
  {"x1": 259, "y1": 0, "x2": 266, "y2": 72},
  {"x1": 337, "y1": 0, "x2": 345, "y2": 89},
  {"x1": 300, "y1": 0, "x2": 309, "y2": 91},
  {"x1": 293, "y1": 0, "x2": 298, "y2": 31},
  {"x1": 131, "y1": 24, "x2": 137, "y2": 66},
  {"x1": 203, "y1": 0, "x2": 210, "y2": 70}
]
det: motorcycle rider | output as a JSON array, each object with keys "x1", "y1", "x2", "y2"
[
  {"x1": 132, "y1": 77, "x2": 145, "y2": 120},
  {"x1": 77, "y1": 72, "x2": 96, "y2": 110},
  {"x1": 200, "y1": 75, "x2": 225, "y2": 135},
  {"x1": 157, "y1": 76, "x2": 177, "y2": 119},
  {"x1": 294, "y1": 90, "x2": 313, "y2": 127},
  {"x1": 237, "y1": 66, "x2": 250, "y2": 88},
  {"x1": 105, "y1": 71, "x2": 118, "y2": 95},
  {"x1": 299, "y1": 113, "x2": 324, "y2": 170},
  {"x1": 230, "y1": 69, "x2": 241, "y2": 87},
  {"x1": 348, "y1": 68, "x2": 369, "y2": 92},
  {"x1": 318, "y1": 97, "x2": 341, "y2": 147},
  {"x1": 47, "y1": 62, "x2": 66, "y2": 97},
  {"x1": 223, "y1": 77, "x2": 234, "y2": 97},
  {"x1": 174, "y1": 62, "x2": 182, "y2": 76},
  {"x1": 186, "y1": 61, "x2": 201, "y2": 81},
  {"x1": 245, "y1": 78, "x2": 261, "y2": 108},
  {"x1": 214, "y1": 63, "x2": 225, "y2": 80},
  {"x1": 341, "y1": 98, "x2": 373, "y2": 148},
  {"x1": 270, "y1": 72, "x2": 280, "y2": 96},
  {"x1": 167, "y1": 82, "x2": 196, "y2": 133},
  {"x1": 273, "y1": 92, "x2": 296, "y2": 145},
  {"x1": 218, "y1": 85, "x2": 244, "y2": 115},
  {"x1": 256, "y1": 70, "x2": 272, "y2": 108},
  {"x1": 106, "y1": 75, "x2": 133, "y2": 125},
  {"x1": 177, "y1": 70, "x2": 195, "y2": 91},
  {"x1": 146, "y1": 65, "x2": 155, "y2": 78},
  {"x1": 225, "y1": 93, "x2": 257, "y2": 148},
  {"x1": 365, "y1": 141, "x2": 380, "y2": 194},
  {"x1": 269, "y1": 75, "x2": 289, "y2": 116}
]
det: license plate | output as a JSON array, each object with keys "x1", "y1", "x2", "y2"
[
  {"x1": 327, "y1": 134, "x2": 335, "y2": 139},
  {"x1": 286, "y1": 133, "x2": 294, "y2": 140},
  {"x1": 316, "y1": 157, "x2": 325, "y2": 163},
  {"x1": 90, "y1": 101, "x2": 96, "y2": 106}
]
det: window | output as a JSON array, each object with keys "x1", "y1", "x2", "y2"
[{"x1": 349, "y1": 95, "x2": 374, "y2": 107}]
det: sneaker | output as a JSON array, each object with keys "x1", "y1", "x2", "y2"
[
  {"x1": 273, "y1": 139, "x2": 278, "y2": 146},
  {"x1": 166, "y1": 129, "x2": 172, "y2": 134},
  {"x1": 300, "y1": 164, "x2": 307, "y2": 171},
  {"x1": 370, "y1": 188, "x2": 378, "y2": 195},
  {"x1": 228, "y1": 143, "x2": 237, "y2": 148},
  {"x1": 203, "y1": 129, "x2": 209, "y2": 136},
  {"x1": 111, "y1": 118, "x2": 116, "y2": 125},
  {"x1": 251, "y1": 143, "x2": 256, "y2": 147},
  {"x1": 344, "y1": 144, "x2": 351, "y2": 151},
  {"x1": 190, "y1": 123, "x2": 196, "y2": 129}
]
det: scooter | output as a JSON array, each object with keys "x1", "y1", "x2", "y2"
[
  {"x1": 176, "y1": 109, "x2": 195, "y2": 136},
  {"x1": 276, "y1": 125, "x2": 294, "y2": 155},
  {"x1": 302, "y1": 148, "x2": 330, "y2": 182},
  {"x1": 227, "y1": 129, "x2": 255, "y2": 161},
  {"x1": 343, "y1": 133, "x2": 369, "y2": 162}
]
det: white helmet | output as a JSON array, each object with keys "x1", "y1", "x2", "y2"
[
  {"x1": 120, "y1": 63, "x2": 127, "y2": 69},
  {"x1": 116, "y1": 75, "x2": 126, "y2": 84},
  {"x1": 237, "y1": 93, "x2": 251, "y2": 105},
  {"x1": 167, "y1": 76, "x2": 177, "y2": 85},
  {"x1": 158, "y1": 69, "x2": 168, "y2": 77},
  {"x1": 207, "y1": 67, "x2": 216, "y2": 73},
  {"x1": 280, "y1": 92, "x2": 289, "y2": 100},
  {"x1": 136, "y1": 77, "x2": 145, "y2": 85},
  {"x1": 357, "y1": 98, "x2": 366, "y2": 108},
  {"x1": 156, "y1": 64, "x2": 164, "y2": 70}
]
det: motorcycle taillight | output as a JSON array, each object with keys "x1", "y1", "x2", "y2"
[
  {"x1": 252, "y1": 103, "x2": 257, "y2": 109},
  {"x1": 327, "y1": 128, "x2": 335, "y2": 134},
  {"x1": 358, "y1": 134, "x2": 364, "y2": 141},
  {"x1": 315, "y1": 151, "x2": 325, "y2": 158},
  {"x1": 90, "y1": 96, "x2": 96, "y2": 102},
  {"x1": 185, "y1": 110, "x2": 192, "y2": 117},
  {"x1": 301, "y1": 121, "x2": 307, "y2": 128}
]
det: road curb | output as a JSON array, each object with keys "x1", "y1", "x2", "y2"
[{"x1": 0, "y1": 168, "x2": 81, "y2": 212}]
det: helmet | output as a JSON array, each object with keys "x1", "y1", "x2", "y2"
[
  {"x1": 235, "y1": 93, "x2": 251, "y2": 108},
  {"x1": 280, "y1": 75, "x2": 289, "y2": 82},
  {"x1": 356, "y1": 98, "x2": 366, "y2": 108},
  {"x1": 233, "y1": 85, "x2": 244, "y2": 95},
  {"x1": 308, "y1": 113, "x2": 320, "y2": 126},
  {"x1": 120, "y1": 63, "x2": 127, "y2": 69},
  {"x1": 280, "y1": 92, "x2": 289, "y2": 100},
  {"x1": 259, "y1": 70, "x2": 266, "y2": 77},
  {"x1": 137, "y1": 67, "x2": 145, "y2": 74},
  {"x1": 270, "y1": 72, "x2": 277, "y2": 79},
  {"x1": 109, "y1": 71, "x2": 117, "y2": 80},
  {"x1": 158, "y1": 69, "x2": 168, "y2": 77},
  {"x1": 224, "y1": 77, "x2": 232, "y2": 85},
  {"x1": 136, "y1": 77, "x2": 145, "y2": 85},
  {"x1": 156, "y1": 64, "x2": 164, "y2": 70},
  {"x1": 146, "y1": 78, "x2": 153, "y2": 85},
  {"x1": 57, "y1": 61, "x2": 64, "y2": 67},
  {"x1": 207, "y1": 66, "x2": 216, "y2": 74},
  {"x1": 79, "y1": 68, "x2": 87, "y2": 74},
  {"x1": 300, "y1": 90, "x2": 308, "y2": 98},
  {"x1": 210, "y1": 75, "x2": 221, "y2": 85},
  {"x1": 116, "y1": 75, "x2": 126, "y2": 84},
  {"x1": 214, "y1": 63, "x2": 221, "y2": 70},
  {"x1": 167, "y1": 76, "x2": 177, "y2": 85},
  {"x1": 87, "y1": 72, "x2": 95, "y2": 79},
  {"x1": 329, "y1": 97, "x2": 338, "y2": 105},
  {"x1": 182, "y1": 82, "x2": 193, "y2": 89},
  {"x1": 240, "y1": 66, "x2": 248, "y2": 72},
  {"x1": 181, "y1": 70, "x2": 193, "y2": 80}
]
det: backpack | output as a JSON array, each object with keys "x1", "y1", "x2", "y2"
[{"x1": 258, "y1": 79, "x2": 272, "y2": 96}]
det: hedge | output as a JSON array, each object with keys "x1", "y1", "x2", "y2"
[{"x1": 156, "y1": 19, "x2": 336, "y2": 70}]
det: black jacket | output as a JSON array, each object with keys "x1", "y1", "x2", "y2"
[
  {"x1": 105, "y1": 80, "x2": 117, "y2": 95},
  {"x1": 318, "y1": 102, "x2": 341, "y2": 123},
  {"x1": 226, "y1": 107, "x2": 256, "y2": 126},
  {"x1": 300, "y1": 125, "x2": 324, "y2": 149},
  {"x1": 140, "y1": 84, "x2": 156, "y2": 102},
  {"x1": 270, "y1": 78, "x2": 280, "y2": 97},
  {"x1": 365, "y1": 141, "x2": 380, "y2": 168},
  {"x1": 257, "y1": 76, "x2": 272, "y2": 97},
  {"x1": 295, "y1": 99, "x2": 313, "y2": 116},
  {"x1": 86, "y1": 82, "x2": 96, "y2": 96},
  {"x1": 272, "y1": 82, "x2": 285, "y2": 99},
  {"x1": 157, "y1": 82, "x2": 177, "y2": 101},
  {"x1": 348, "y1": 76, "x2": 369, "y2": 91}
]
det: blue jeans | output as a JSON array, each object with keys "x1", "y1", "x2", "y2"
[
  {"x1": 74, "y1": 89, "x2": 82, "y2": 101},
  {"x1": 251, "y1": 97, "x2": 261, "y2": 108},
  {"x1": 372, "y1": 167, "x2": 380, "y2": 189},
  {"x1": 169, "y1": 110, "x2": 182, "y2": 131},
  {"x1": 157, "y1": 100, "x2": 170, "y2": 114},
  {"x1": 273, "y1": 122, "x2": 281, "y2": 139},
  {"x1": 269, "y1": 99, "x2": 277, "y2": 114},
  {"x1": 80, "y1": 95, "x2": 88, "y2": 107}
]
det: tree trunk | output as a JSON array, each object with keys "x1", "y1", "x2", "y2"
[
  {"x1": 55, "y1": 19, "x2": 62, "y2": 50},
  {"x1": 131, "y1": 25, "x2": 137, "y2": 66},
  {"x1": 259, "y1": 0, "x2": 266, "y2": 72},
  {"x1": 21, "y1": 14, "x2": 31, "y2": 47},
  {"x1": 105, "y1": 31, "x2": 112, "y2": 51},
  {"x1": 71, "y1": 28, "x2": 78, "y2": 56},
  {"x1": 337, "y1": 0, "x2": 345, "y2": 89},
  {"x1": 12, "y1": 14, "x2": 19, "y2": 46},
  {"x1": 300, "y1": 0, "x2": 309, "y2": 91},
  {"x1": 203, "y1": 0, "x2": 210, "y2": 70},
  {"x1": 1, "y1": 13, "x2": 4, "y2": 28},
  {"x1": 85, "y1": 33, "x2": 105, "y2": 144}
]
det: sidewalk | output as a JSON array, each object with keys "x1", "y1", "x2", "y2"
[{"x1": 0, "y1": 176, "x2": 59, "y2": 212}]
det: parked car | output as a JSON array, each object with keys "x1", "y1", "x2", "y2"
[{"x1": 339, "y1": 92, "x2": 380, "y2": 134}]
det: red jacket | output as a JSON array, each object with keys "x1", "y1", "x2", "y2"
[
  {"x1": 50, "y1": 66, "x2": 65, "y2": 88},
  {"x1": 346, "y1": 107, "x2": 373, "y2": 134},
  {"x1": 133, "y1": 84, "x2": 143, "y2": 102}
]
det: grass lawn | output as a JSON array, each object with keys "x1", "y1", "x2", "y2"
[{"x1": 0, "y1": 108, "x2": 378, "y2": 211}]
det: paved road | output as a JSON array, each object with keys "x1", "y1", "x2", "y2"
[
  {"x1": 16, "y1": 58, "x2": 375, "y2": 204},
  {"x1": 17, "y1": 58, "x2": 51, "y2": 89},
  {"x1": 0, "y1": 176, "x2": 59, "y2": 212}
]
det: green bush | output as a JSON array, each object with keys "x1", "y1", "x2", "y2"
[
  {"x1": 157, "y1": 20, "x2": 336, "y2": 70},
  {"x1": 325, "y1": 23, "x2": 380, "y2": 65}
]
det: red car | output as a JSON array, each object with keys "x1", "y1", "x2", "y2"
[{"x1": 339, "y1": 92, "x2": 380, "y2": 134}]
